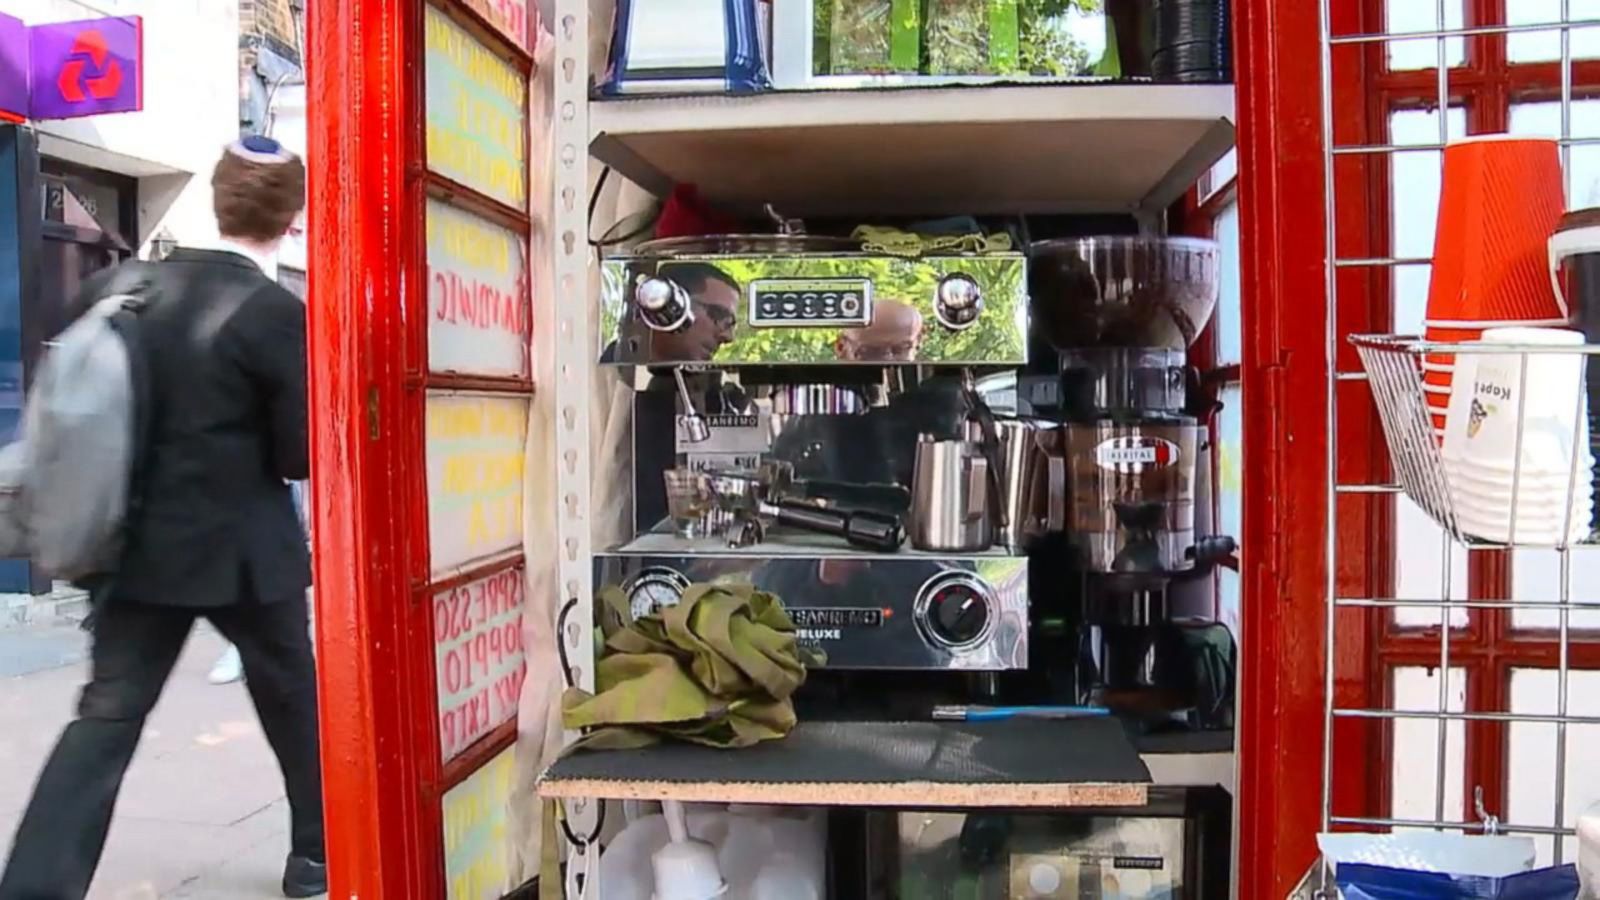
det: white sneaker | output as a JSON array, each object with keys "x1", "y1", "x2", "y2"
[{"x1": 208, "y1": 645, "x2": 244, "y2": 685}]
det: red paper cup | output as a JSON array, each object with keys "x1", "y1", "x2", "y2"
[
  {"x1": 1426, "y1": 135, "x2": 1568, "y2": 323},
  {"x1": 1425, "y1": 316, "x2": 1572, "y2": 329},
  {"x1": 1425, "y1": 324, "x2": 1485, "y2": 344}
]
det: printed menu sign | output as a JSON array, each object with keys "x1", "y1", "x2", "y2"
[
  {"x1": 460, "y1": 0, "x2": 530, "y2": 50},
  {"x1": 427, "y1": 199, "x2": 530, "y2": 378},
  {"x1": 435, "y1": 566, "x2": 526, "y2": 762},
  {"x1": 425, "y1": 4, "x2": 528, "y2": 208},
  {"x1": 443, "y1": 746, "x2": 515, "y2": 899},
  {"x1": 426, "y1": 392, "x2": 528, "y2": 575}
]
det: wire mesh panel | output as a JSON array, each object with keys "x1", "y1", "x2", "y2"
[{"x1": 1317, "y1": 0, "x2": 1600, "y2": 886}]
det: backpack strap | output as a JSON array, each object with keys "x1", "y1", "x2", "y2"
[{"x1": 101, "y1": 272, "x2": 158, "y2": 563}]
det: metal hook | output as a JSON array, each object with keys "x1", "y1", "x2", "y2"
[
  {"x1": 1475, "y1": 785, "x2": 1501, "y2": 835},
  {"x1": 764, "y1": 203, "x2": 805, "y2": 235}
]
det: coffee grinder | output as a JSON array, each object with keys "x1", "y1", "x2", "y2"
[{"x1": 1028, "y1": 236, "x2": 1236, "y2": 731}]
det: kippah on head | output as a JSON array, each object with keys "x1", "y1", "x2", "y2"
[
  {"x1": 213, "y1": 136, "x2": 306, "y2": 242},
  {"x1": 227, "y1": 135, "x2": 296, "y2": 165}
]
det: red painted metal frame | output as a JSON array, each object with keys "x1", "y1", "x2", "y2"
[
  {"x1": 307, "y1": 0, "x2": 433, "y2": 894},
  {"x1": 1232, "y1": 0, "x2": 1383, "y2": 892},
  {"x1": 309, "y1": 0, "x2": 537, "y2": 892}
]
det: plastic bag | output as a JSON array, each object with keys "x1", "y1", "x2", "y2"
[
  {"x1": 1336, "y1": 863, "x2": 1579, "y2": 900},
  {"x1": 1318, "y1": 832, "x2": 1537, "y2": 879}
]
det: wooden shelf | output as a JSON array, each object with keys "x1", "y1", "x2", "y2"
[
  {"x1": 589, "y1": 83, "x2": 1236, "y2": 217},
  {"x1": 538, "y1": 719, "x2": 1150, "y2": 809},
  {"x1": 538, "y1": 774, "x2": 1145, "y2": 809}
]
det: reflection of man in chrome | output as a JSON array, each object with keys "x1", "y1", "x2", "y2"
[
  {"x1": 836, "y1": 298, "x2": 923, "y2": 362},
  {"x1": 652, "y1": 263, "x2": 739, "y2": 362}
]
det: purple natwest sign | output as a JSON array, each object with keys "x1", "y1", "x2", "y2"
[
  {"x1": 0, "y1": 14, "x2": 143, "y2": 122},
  {"x1": 0, "y1": 13, "x2": 26, "y2": 122}
]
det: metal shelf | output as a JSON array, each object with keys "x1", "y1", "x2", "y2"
[{"x1": 590, "y1": 83, "x2": 1237, "y2": 217}]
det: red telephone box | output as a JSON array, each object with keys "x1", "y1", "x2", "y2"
[{"x1": 310, "y1": 0, "x2": 1600, "y2": 896}]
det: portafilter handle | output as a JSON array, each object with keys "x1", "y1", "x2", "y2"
[{"x1": 772, "y1": 502, "x2": 905, "y2": 552}]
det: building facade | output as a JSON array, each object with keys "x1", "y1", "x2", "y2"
[{"x1": 1, "y1": 0, "x2": 298, "y2": 601}]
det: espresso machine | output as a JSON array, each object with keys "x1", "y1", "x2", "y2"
[{"x1": 1026, "y1": 236, "x2": 1236, "y2": 731}]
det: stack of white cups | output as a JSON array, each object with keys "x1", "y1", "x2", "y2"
[{"x1": 1441, "y1": 327, "x2": 1594, "y2": 544}]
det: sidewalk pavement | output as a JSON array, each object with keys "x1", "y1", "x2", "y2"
[{"x1": 0, "y1": 617, "x2": 310, "y2": 899}]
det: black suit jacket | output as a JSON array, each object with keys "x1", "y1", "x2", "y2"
[{"x1": 73, "y1": 249, "x2": 309, "y2": 607}]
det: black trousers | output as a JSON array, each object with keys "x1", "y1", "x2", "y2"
[{"x1": 0, "y1": 592, "x2": 324, "y2": 900}]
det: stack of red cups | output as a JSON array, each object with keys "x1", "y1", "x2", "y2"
[{"x1": 1423, "y1": 135, "x2": 1569, "y2": 441}]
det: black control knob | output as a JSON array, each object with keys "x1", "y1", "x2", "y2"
[
  {"x1": 933, "y1": 273, "x2": 984, "y2": 331},
  {"x1": 917, "y1": 574, "x2": 994, "y2": 650},
  {"x1": 635, "y1": 276, "x2": 693, "y2": 332}
]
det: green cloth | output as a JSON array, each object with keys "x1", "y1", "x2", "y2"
[{"x1": 560, "y1": 583, "x2": 817, "y2": 752}]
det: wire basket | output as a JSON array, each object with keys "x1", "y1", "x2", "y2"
[{"x1": 1350, "y1": 334, "x2": 1600, "y2": 549}]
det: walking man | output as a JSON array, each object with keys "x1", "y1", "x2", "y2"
[{"x1": 0, "y1": 136, "x2": 325, "y2": 899}]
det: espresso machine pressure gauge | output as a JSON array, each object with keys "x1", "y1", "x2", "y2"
[
  {"x1": 623, "y1": 567, "x2": 690, "y2": 619},
  {"x1": 933, "y1": 273, "x2": 984, "y2": 331},
  {"x1": 634, "y1": 275, "x2": 693, "y2": 332},
  {"x1": 914, "y1": 572, "x2": 996, "y2": 651}
]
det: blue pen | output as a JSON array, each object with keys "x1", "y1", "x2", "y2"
[{"x1": 930, "y1": 704, "x2": 1111, "y2": 722}]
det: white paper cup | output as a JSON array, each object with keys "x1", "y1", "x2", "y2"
[
  {"x1": 1453, "y1": 489, "x2": 1592, "y2": 543},
  {"x1": 1444, "y1": 452, "x2": 1594, "y2": 488},
  {"x1": 1443, "y1": 328, "x2": 1588, "y2": 477}
]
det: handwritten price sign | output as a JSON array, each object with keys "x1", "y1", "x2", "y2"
[
  {"x1": 443, "y1": 746, "x2": 516, "y2": 899},
  {"x1": 427, "y1": 199, "x2": 530, "y2": 378},
  {"x1": 426, "y1": 393, "x2": 528, "y2": 575},
  {"x1": 425, "y1": 5, "x2": 527, "y2": 208},
  {"x1": 435, "y1": 567, "x2": 526, "y2": 762}
]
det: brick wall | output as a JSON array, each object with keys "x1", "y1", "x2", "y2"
[{"x1": 240, "y1": 0, "x2": 301, "y2": 68}]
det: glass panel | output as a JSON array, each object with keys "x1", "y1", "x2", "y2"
[
  {"x1": 1389, "y1": 109, "x2": 1469, "y2": 334},
  {"x1": 1511, "y1": 548, "x2": 1600, "y2": 631},
  {"x1": 1507, "y1": 668, "x2": 1600, "y2": 865},
  {"x1": 1508, "y1": 0, "x2": 1600, "y2": 64},
  {"x1": 1393, "y1": 264, "x2": 1432, "y2": 335},
  {"x1": 1389, "y1": 107, "x2": 1469, "y2": 264},
  {"x1": 1216, "y1": 201, "x2": 1241, "y2": 365},
  {"x1": 1385, "y1": 0, "x2": 1465, "y2": 71},
  {"x1": 1390, "y1": 666, "x2": 1467, "y2": 824},
  {"x1": 1218, "y1": 567, "x2": 1240, "y2": 643},
  {"x1": 1217, "y1": 379, "x2": 1241, "y2": 640},
  {"x1": 1395, "y1": 496, "x2": 1470, "y2": 627},
  {"x1": 1510, "y1": 100, "x2": 1600, "y2": 205}
]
